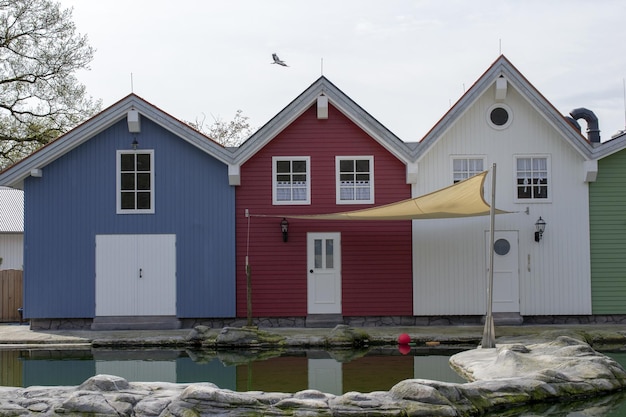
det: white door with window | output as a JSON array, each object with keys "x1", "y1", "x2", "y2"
[
  {"x1": 95, "y1": 234, "x2": 176, "y2": 316},
  {"x1": 485, "y1": 231, "x2": 519, "y2": 312},
  {"x1": 307, "y1": 233, "x2": 342, "y2": 314}
]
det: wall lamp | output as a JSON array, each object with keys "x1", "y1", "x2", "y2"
[
  {"x1": 534, "y1": 217, "x2": 546, "y2": 242},
  {"x1": 281, "y1": 218, "x2": 289, "y2": 242},
  {"x1": 131, "y1": 137, "x2": 139, "y2": 150}
]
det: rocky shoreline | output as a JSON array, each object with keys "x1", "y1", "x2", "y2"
[{"x1": 1, "y1": 327, "x2": 626, "y2": 416}]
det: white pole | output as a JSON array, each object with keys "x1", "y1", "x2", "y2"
[{"x1": 481, "y1": 163, "x2": 497, "y2": 348}]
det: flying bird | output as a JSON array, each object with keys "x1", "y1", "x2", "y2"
[{"x1": 272, "y1": 53, "x2": 288, "y2": 67}]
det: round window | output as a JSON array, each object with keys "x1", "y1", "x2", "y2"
[
  {"x1": 490, "y1": 107, "x2": 509, "y2": 125},
  {"x1": 493, "y1": 238, "x2": 511, "y2": 256},
  {"x1": 487, "y1": 104, "x2": 513, "y2": 130}
]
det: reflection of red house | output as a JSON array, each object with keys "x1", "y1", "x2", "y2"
[{"x1": 232, "y1": 77, "x2": 415, "y2": 326}]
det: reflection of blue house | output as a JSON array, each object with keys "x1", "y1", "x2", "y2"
[
  {"x1": 21, "y1": 351, "x2": 237, "y2": 388},
  {"x1": 0, "y1": 95, "x2": 236, "y2": 329}
]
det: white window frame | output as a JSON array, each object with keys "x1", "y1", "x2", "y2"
[
  {"x1": 336, "y1": 156, "x2": 374, "y2": 204},
  {"x1": 451, "y1": 156, "x2": 485, "y2": 184},
  {"x1": 514, "y1": 155, "x2": 551, "y2": 203},
  {"x1": 272, "y1": 156, "x2": 311, "y2": 205},
  {"x1": 116, "y1": 150, "x2": 155, "y2": 214}
]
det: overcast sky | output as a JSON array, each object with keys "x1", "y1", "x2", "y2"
[{"x1": 60, "y1": 0, "x2": 626, "y2": 142}]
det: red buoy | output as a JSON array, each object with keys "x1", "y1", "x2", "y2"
[{"x1": 398, "y1": 333, "x2": 411, "y2": 345}]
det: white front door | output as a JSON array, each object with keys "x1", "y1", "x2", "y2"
[
  {"x1": 95, "y1": 234, "x2": 176, "y2": 316},
  {"x1": 485, "y1": 231, "x2": 519, "y2": 312},
  {"x1": 307, "y1": 232, "x2": 341, "y2": 314}
]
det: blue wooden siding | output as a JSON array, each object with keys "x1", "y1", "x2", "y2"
[{"x1": 23, "y1": 117, "x2": 235, "y2": 319}]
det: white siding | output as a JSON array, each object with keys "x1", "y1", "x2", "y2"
[
  {"x1": 0, "y1": 234, "x2": 23, "y2": 270},
  {"x1": 413, "y1": 82, "x2": 591, "y2": 316}
]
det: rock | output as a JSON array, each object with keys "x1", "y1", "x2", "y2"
[
  {"x1": 214, "y1": 326, "x2": 285, "y2": 347},
  {"x1": 328, "y1": 324, "x2": 370, "y2": 347},
  {"x1": 78, "y1": 374, "x2": 130, "y2": 391},
  {"x1": 185, "y1": 324, "x2": 213, "y2": 344},
  {"x1": 390, "y1": 380, "x2": 454, "y2": 406},
  {"x1": 60, "y1": 391, "x2": 120, "y2": 415}
]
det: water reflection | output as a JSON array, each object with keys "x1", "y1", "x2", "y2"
[{"x1": 1, "y1": 347, "x2": 466, "y2": 392}]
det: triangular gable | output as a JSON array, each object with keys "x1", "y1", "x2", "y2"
[
  {"x1": 234, "y1": 76, "x2": 413, "y2": 167},
  {"x1": 254, "y1": 171, "x2": 509, "y2": 221},
  {"x1": 0, "y1": 94, "x2": 234, "y2": 189},
  {"x1": 414, "y1": 55, "x2": 595, "y2": 161}
]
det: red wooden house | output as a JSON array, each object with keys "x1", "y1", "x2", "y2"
[{"x1": 231, "y1": 77, "x2": 415, "y2": 326}]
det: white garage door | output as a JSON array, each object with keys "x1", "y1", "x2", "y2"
[{"x1": 95, "y1": 234, "x2": 176, "y2": 316}]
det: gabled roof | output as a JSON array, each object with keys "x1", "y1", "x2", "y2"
[
  {"x1": 591, "y1": 130, "x2": 626, "y2": 160},
  {"x1": 0, "y1": 187, "x2": 23, "y2": 233},
  {"x1": 413, "y1": 55, "x2": 595, "y2": 161},
  {"x1": 234, "y1": 76, "x2": 413, "y2": 166},
  {"x1": 0, "y1": 94, "x2": 234, "y2": 189}
]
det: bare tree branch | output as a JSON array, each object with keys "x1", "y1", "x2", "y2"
[{"x1": 0, "y1": 0, "x2": 101, "y2": 169}]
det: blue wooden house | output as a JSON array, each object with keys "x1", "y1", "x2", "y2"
[{"x1": 0, "y1": 95, "x2": 236, "y2": 329}]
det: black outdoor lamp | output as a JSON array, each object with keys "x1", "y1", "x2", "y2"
[
  {"x1": 131, "y1": 137, "x2": 139, "y2": 150},
  {"x1": 534, "y1": 217, "x2": 546, "y2": 242},
  {"x1": 281, "y1": 218, "x2": 289, "y2": 242}
]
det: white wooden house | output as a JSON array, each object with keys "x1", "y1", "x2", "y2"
[
  {"x1": 0, "y1": 187, "x2": 23, "y2": 270},
  {"x1": 410, "y1": 56, "x2": 600, "y2": 321}
]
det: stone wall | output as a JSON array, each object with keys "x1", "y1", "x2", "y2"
[{"x1": 28, "y1": 314, "x2": 626, "y2": 330}]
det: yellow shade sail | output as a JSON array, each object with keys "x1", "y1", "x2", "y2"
[{"x1": 270, "y1": 171, "x2": 508, "y2": 221}]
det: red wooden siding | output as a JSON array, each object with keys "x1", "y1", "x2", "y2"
[{"x1": 236, "y1": 103, "x2": 412, "y2": 317}]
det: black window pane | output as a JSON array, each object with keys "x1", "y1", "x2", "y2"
[
  {"x1": 340, "y1": 160, "x2": 353, "y2": 172},
  {"x1": 490, "y1": 107, "x2": 509, "y2": 126},
  {"x1": 121, "y1": 154, "x2": 135, "y2": 171},
  {"x1": 137, "y1": 192, "x2": 151, "y2": 209},
  {"x1": 136, "y1": 173, "x2": 151, "y2": 190},
  {"x1": 136, "y1": 154, "x2": 151, "y2": 171},
  {"x1": 340, "y1": 173, "x2": 353, "y2": 182},
  {"x1": 356, "y1": 160, "x2": 369, "y2": 172},
  {"x1": 276, "y1": 161, "x2": 290, "y2": 173},
  {"x1": 121, "y1": 173, "x2": 135, "y2": 190},
  {"x1": 121, "y1": 192, "x2": 135, "y2": 209},
  {"x1": 292, "y1": 160, "x2": 306, "y2": 173}
]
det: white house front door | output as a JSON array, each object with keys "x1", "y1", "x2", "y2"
[
  {"x1": 485, "y1": 230, "x2": 520, "y2": 313},
  {"x1": 95, "y1": 234, "x2": 176, "y2": 316},
  {"x1": 307, "y1": 232, "x2": 342, "y2": 314}
]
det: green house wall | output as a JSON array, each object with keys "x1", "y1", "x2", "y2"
[{"x1": 590, "y1": 148, "x2": 626, "y2": 313}]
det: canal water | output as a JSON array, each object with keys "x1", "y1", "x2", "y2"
[
  {"x1": 0, "y1": 347, "x2": 466, "y2": 393},
  {"x1": 2, "y1": 348, "x2": 626, "y2": 416}
]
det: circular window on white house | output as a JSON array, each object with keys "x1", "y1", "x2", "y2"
[
  {"x1": 487, "y1": 103, "x2": 513, "y2": 130},
  {"x1": 493, "y1": 238, "x2": 511, "y2": 256}
]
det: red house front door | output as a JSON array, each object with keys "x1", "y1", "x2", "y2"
[{"x1": 307, "y1": 232, "x2": 342, "y2": 314}]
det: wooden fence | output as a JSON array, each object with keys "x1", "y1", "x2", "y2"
[{"x1": 0, "y1": 270, "x2": 23, "y2": 322}]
